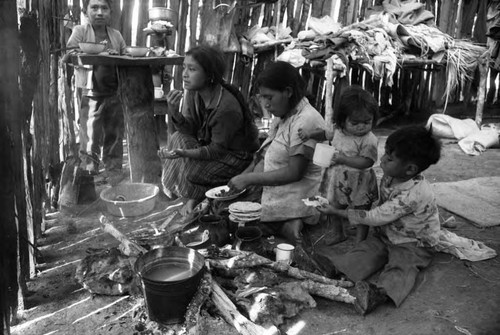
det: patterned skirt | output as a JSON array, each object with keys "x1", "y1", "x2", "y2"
[{"x1": 161, "y1": 132, "x2": 253, "y2": 200}]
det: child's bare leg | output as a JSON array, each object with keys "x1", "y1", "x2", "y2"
[{"x1": 355, "y1": 225, "x2": 369, "y2": 244}]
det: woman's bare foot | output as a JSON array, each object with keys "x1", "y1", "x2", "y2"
[{"x1": 180, "y1": 198, "x2": 198, "y2": 217}]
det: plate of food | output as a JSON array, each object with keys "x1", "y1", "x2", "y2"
[
  {"x1": 205, "y1": 185, "x2": 246, "y2": 201},
  {"x1": 302, "y1": 195, "x2": 329, "y2": 207}
]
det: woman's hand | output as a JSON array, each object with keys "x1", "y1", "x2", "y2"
[
  {"x1": 316, "y1": 204, "x2": 339, "y2": 215},
  {"x1": 158, "y1": 148, "x2": 184, "y2": 159},
  {"x1": 228, "y1": 174, "x2": 251, "y2": 191},
  {"x1": 298, "y1": 127, "x2": 311, "y2": 141},
  {"x1": 166, "y1": 89, "x2": 183, "y2": 116}
]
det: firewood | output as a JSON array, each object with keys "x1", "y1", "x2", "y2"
[
  {"x1": 300, "y1": 280, "x2": 355, "y2": 304},
  {"x1": 219, "y1": 250, "x2": 353, "y2": 288},
  {"x1": 181, "y1": 272, "x2": 213, "y2": 335},
  {"x1": 207, "y1": 252, "x2": 273, "y2": 269},
  {"x1": 99, "y1": 215, "x2": 147, "y2": 257},
  {"x1": 210, "y1": 280, "x2": 281, "y2": 335}
]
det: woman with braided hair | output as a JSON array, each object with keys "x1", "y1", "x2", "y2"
[{"x1": 160, "y1": 45, "x2": 259, "y2": 216}]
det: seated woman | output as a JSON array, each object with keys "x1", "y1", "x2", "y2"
[
  {"x1": 228, "y1": 61, "x2": 326, "y2": 245},
  {"x1": 160, "y1": 45, "x2": 259, "y2": 216}
]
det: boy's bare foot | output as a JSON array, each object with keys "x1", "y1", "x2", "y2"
[{"x1": 180, "y1": 198, "x2": 198, "y2": 217}]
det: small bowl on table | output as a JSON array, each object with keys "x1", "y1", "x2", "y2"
[
  {"x1": 126, "y1": 46, "x2": 150, "y2": 57},
  {"x1": 79, "y1": 42, "x2": 106, "y2": 54}
]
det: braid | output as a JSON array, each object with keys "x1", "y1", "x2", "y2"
[{"x1": 221, "y1": 82, "x2": 258, "y2": 141}]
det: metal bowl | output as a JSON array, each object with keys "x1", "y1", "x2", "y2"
[
  {"x1": 79, "y1": 42, "x2": 106, "y2": 54},
  {"x1": 125, "y1": 46, "x2": 149, "y2": 57},
  {"x1": 149, "y1": 7, "x2": 178, "y2": 28},
  {"x1": 100, "y1": 183, "x2": 159, "y2": 217}
]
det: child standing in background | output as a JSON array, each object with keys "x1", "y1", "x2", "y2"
[
  {"x1": 65, "y1": 0, "x2": 126, "y2": 180},
  {"x1": 299, "y1": 85, "x2": 379, "y2": 245}
]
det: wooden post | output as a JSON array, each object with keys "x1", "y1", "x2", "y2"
[
  {"x1": 118, "y1": 67, "x2": 161, "y2": 183},
  {"x1": 475, "y1": 55, "x2": 488, "y2": 127},
  {"x1": 325, "y1": 57, "x2": 337, "y2": 124},
  {"x1": 1, "y1": 1, "x2": 24, "y2": 329}
]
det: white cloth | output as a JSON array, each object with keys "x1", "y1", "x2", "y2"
[{"x1": 434, "y1": 229, "x2": 497, "y2": 262}]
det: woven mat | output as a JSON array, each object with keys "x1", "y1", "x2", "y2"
[{"x1": 432, "y1": 177, "x2": 500, "y2": 227}]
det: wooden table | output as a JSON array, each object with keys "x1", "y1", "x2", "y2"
[{"x1": 71, "y1": 54, "x2": 183, "y2": 183}]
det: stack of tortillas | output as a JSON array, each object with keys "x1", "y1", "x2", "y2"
[{"x1": 228, "y1": 202, "x2": 262, "y2": 223}]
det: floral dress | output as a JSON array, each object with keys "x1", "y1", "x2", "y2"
[{"x1": 319, "y1": 129, "x2": 379, "y2": 209}]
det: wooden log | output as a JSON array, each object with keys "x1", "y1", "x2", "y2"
[
  {"x1": 99, "y1": 215, "x2": 148, "y2": 256},
  {"x1": 120, "y1": 0, "x2": 134, "y2": 46},
  {"x1": 292, "y1": 0, "x2": 304, "y2": 37},
  {"x1": 117, "y1": 66, "x2": 160, "y2": 183},
  {"x1": 299, "y1": 0, "x2": 310, "y2": 32},
  {"x1": 218, "y1": 250, "x2": 353, "y2": 288},
  {"x1": 182, "y1": 272, "x2": 213, "y2": 335},
  {"x1": 300, "y1": 280, "x2": 355, "y2": 304},
  {"x1": 211, "y1": 280, "x2": 281, "y2": 335},
  {"x1": 136, "y1": 0, "x2": 149, "y2": 47},
  {"x1": 286, "y1": 0, "x2": 295, "y2": 35},
  {"x1": 262, "y1": 2, "x2": 273, "y2": 27},
  {"x1": 250, "y1": 2, "x2": 262, "y2": 27},
  {"x1": 473, "y1": 0, "x2": 487, "y2": 43}
]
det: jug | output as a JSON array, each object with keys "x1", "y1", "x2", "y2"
[{"x1": 233, "y1": 226, "x2": 263, "y2": 253}]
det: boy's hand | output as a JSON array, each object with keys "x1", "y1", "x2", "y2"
[{"x1": 316, "y1": 203, "x2": 339, "y2": 215}]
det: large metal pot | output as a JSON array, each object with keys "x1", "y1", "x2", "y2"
[{"x1": 149, "y1": 7, "x2": 178, "y2": 27}]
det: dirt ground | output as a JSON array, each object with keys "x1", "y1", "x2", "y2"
[{"x1": 10, "y1": 109, "x2": 500, "y2": 335}]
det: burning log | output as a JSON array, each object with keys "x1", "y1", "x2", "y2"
[
  {"x1": 100, "y1": 214, "x2": 147, "y2": 257},
  {"x1": 211, "y1": 280, "x2": 281, "y2": 335},
  {"x1": 181, "y1": 272, "x2": 213, "y2": 335},
  {"x1": 209, "y1": 250, "x2": 353, "y2": 288}
]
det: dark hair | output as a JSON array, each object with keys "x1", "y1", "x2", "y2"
[
  {"x1": 187, "y1": 44, "x2": 258, "y2": 146},
  {"x1": 82, "y1": 0, "x2": 113, "y2": 14},
  {"x1": 255, "y1": 61, "x2": 306, "y2": 109},
  {"x1": 335, "y1": 85, "x2": 378, "y2": 129},
  {"x1": 385, "y1": 125, "x2": 441, "y2": 172},
  {"x1": 186, "y1": 45, "x2": 226, "y2": 88}
]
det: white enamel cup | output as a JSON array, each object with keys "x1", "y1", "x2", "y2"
[
  {"x1": 275, "y1": 243, "x2": 295, "y2": 264},
  {"x1": 313, "y1": 143, "x2": 337, "y2": 168}
]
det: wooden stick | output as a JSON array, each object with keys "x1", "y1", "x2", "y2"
[
  {"x1": 99, "y1": 214, "x2": 147, "y2": 256},
  {"x1": 211, "y1": 280, "x2": 281, "y2": 335}
]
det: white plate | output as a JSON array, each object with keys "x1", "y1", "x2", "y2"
[{"x1": 205, "y1": 185, "x2": 246, "y2": 201}]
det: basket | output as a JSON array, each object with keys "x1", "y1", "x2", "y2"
[{"x1": 100, "y1": 183, "x2": 159, "y2": 217}]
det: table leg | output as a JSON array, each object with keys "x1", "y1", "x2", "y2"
[{"x1": 117, "y1": 66, "x2": 161, "y2": 183}]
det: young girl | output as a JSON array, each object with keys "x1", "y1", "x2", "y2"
[{"x1": 299, "y1": 85, "x2": 379, "y2": 244}]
